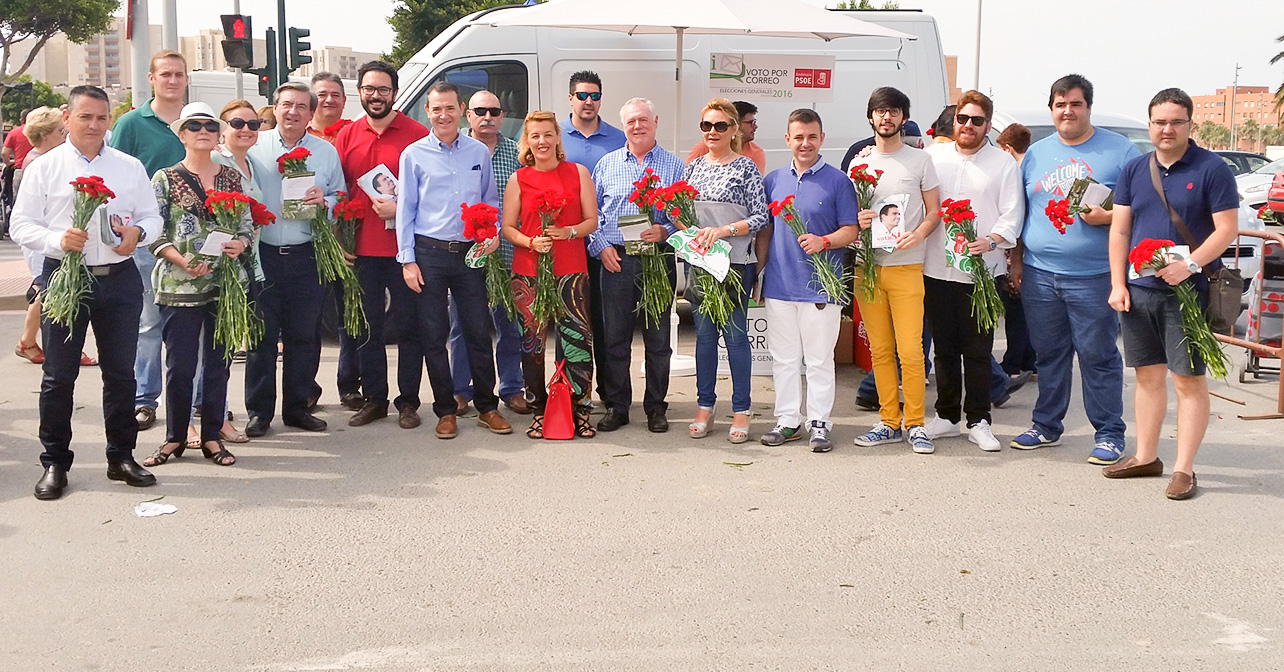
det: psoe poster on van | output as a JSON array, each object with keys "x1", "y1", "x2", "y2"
[{"x1": 709, "y1": 53, "x2": 836, "y2": 104}]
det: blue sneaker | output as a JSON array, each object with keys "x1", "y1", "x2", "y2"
[
  {"x1": 1087, "y1": 440, "x2": 1125, "y2": 465},
  {"x1": 854, "y1": 423, "x2": 902, "y2": 447},
  {"x1": 1010, "y1": 427, "x2": 1060, "y2": 450}
]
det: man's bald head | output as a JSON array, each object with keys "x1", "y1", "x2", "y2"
[{"x1": 466, "y1": 90, "x2": 503, "y2": 142}]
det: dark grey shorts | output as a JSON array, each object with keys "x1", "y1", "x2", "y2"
[{"x1": 1120, "y1": 283, "x2": 1206, "y2": 376}]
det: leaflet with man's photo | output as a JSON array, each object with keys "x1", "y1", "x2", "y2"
[
  {"x1": 1066, "y1": 177, "x2": 1114, "y2": 210},
  {"x1": 1128, "y1": 244, "x2": 1191, "y2": 280},
  {"x1": 870, "y1": 194, "x2": 908, "y2": 251},
  {"x1": 358, "y1": 164, "x2": 398, "y2": 202}
]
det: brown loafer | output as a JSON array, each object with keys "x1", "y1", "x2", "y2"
[
  {"x1": 398, "y1": 406, "x2": 421, "y2": 429},
  {"x1": 348, "y1": 402, "x2": 388, "y2": 427},
  {"x1": 504, "y1": 393, "x2": 532, "y2": 415},
  {"x1": 454, "y1": 394, "x2": 471, "y2": 416},
  {"x1": 1166, "y1": 472, "x2": 1197, "y2": 500},
  {"x1": 435, "y1": 414, "x2": 458, "y2": 439},
  {"x1": 478, "y1": 410, "x2": 512, "y2": 434},
  {"x1": 1102, "y1": 456, "x2": 1164, "y2": 479}
]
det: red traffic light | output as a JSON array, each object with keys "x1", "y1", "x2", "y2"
[{"x1": 231, "y1": 18, "x2": 247, "y2": 39}]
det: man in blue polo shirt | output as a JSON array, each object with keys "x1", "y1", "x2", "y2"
[
  {"x1": 1104, "y1": 88, "x2": 1238, "y2": 500},
  {"x1": 760, "y1": 109, "x2": 860, "y2": 453},
  {"x1": 1011, "y1": 74, "x2": 1142, "y2": 465}
]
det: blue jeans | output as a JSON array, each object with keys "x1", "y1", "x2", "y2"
[
  {"x1": 133, "y1": 247, "x2": 163, "y2": 410},
  {"x1": 449, "y1": 295, "x2": 524, "y2": 401},
  {"x1": 1020, "y1": 265, "x2": 1125, "y2": 444},
  {"x1": 856, "y1": 316, "x2": 1004, "y2": 401},
  {"x1": 687, "y1": 263, "x2": 751, "y2": 413}
]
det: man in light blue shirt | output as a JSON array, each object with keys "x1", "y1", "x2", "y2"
[
  {"x1": 397, "y1": 81, "x2": 511, "y2": 440},
  {"x1": 560, "y1": 71, "x2": 626, "y2": 173},
  {"x1": 589, "y1": 97, "x2": 684, "y2": 434},
  {"x1": 243, "y1": 82, "x2": 344, "y2": 437}
]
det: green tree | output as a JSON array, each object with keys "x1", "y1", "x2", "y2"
[
  {"x1": 1238, "y1": 117, "x2": 1260, "y2": 152},
  {"x1": 386, "y1": 0, "x2": 519, "y2": 68},
  {"x1": 1272, "y1": 33, "x2": 1284, "y2": 112},
  {"x1": 1, "y1": 75, "x2": 66, "y2": 126},
  {"x1": 1197, "y1": 120, "x2": 1230, "y2": 149},
  {"x1": 1261, "y1": 124, "x2": 1284, "y2": 148},
  {"x1": 0, "y1": 0, "x2": 119, "y2": 86},
  {"x1": 110, "y1": 91, "x2": 132, "y2": 128}
]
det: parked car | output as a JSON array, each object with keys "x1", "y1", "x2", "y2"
[
  {"x1": 1214, "y1": 150, "x2": 1270, "y2": 176},
  {"x1": 1238, "y1": 157, "x2": 1284, "y2": 210}
]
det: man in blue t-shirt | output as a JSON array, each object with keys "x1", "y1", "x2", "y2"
[
  {"x1": 1010, "y1": 74, "x2": 1142, "y2": 465},
  {"x1": 760, "y1": 109, "x2": 860, "y2": 453},
  {"x1": 1103, "y1": 88, "x2": 1238, "y2": 500}
]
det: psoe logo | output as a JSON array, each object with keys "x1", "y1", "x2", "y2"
[
  {"x1": 795, "y1": 69, "x2": 832, "y2": 89},
  {"x1": 710, "y1": 54, "x2": 746, "y2": 81}
]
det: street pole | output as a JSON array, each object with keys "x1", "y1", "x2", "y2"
[
  {"x1": 233, "y1": 0, "x2": 244, "y2": 100},
  {"x1": 129, "y1": 0, "x2": 151, "y2": 107},
  {"x1": 162, "y1": 0, "x2": 178, "y2": 51},
  {"x1": 972, "y1": 0, "x2": 983, "y2": 90},
  {"x1": 1229, "y1": 63, "x2": 1240, "y2": 151},
  {"x1": 277, "y1": 0, "x2": 288, "y2": 86}
]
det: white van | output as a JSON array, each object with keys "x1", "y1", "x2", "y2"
[
  {"x1": 393, "y1": 7, "x2": 949, "y2": 171},
  {"x1": 187, "y1": 71, "x2": 365, "y2": 119}
]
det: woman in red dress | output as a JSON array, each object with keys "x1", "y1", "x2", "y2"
[{"x1": 501, "y1": 111, "x2": 599, "y2": 439}]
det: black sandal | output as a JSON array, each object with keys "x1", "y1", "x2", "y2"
[
  {"x1": 526, "y1": 416, "x2": 544, "y2": 439},
  {"x1": 575, "y1": 413, "x2": 596, "y2": 439},
  {"x1": 201, "y1": 440, "x2": 236, "y2": 466},
  {"x1": 142, "y1": 442, "x2": 185, "y2": 467}
]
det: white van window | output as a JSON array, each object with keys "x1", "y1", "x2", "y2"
[{"x1": 407, "y1": 61, "x2": 529, "y2": 139}]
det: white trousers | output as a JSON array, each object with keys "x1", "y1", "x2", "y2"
[{"x1": 765, "y1": 298, "x2": 842, "y2": 428}]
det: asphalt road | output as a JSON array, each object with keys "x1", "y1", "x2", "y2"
[{"x1": 0, "y1": 308, "x2": 1281, "y2": 671}]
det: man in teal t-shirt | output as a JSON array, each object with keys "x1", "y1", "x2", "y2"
[
  {"x1": 1011, "y1": 74, "x2": 1141, "y2": 466},
  {"x1": 108, "y1": 50, "x2": 187, "y2": 432}
]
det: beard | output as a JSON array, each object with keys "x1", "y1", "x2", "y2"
[
  {"x1": 874, "y1": 123, "x2": 901, "y2": 139},
  {"x1": 363, "y1": 100, "x2": 391, "y2": 120},
  {"x1": 955, "y1": 130, "x2": 985, "y2": 150}
]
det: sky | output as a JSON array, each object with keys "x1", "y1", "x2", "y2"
[{"x1": 151, "y1": 0, "x2": 1281, "y2": 120}]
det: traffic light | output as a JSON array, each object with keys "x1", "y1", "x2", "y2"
[
  {"x1": 219, "y1": 14, "x2": 254, "y2": 70},
  {"x1": 250, "y1": 27, "x2": 277, "y2": 100},
  {"x1": 257, "y1": 72, "x2": 271, "y2": 98},
  {"x1": 288, "y1": 27, "x2": 311, "y2": 72}
]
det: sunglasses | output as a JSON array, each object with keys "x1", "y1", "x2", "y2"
[
  {"x1": 955, "y1": 114, "x2": 988, "y2": 127},
  {"x1": 471, "y1": 107, "x2": 502, "y2": 117},
  {"x1": 573, "y1": 91, "x2": 602, "y2": 101},
  {"x1": 183, "y1": 119, "x2": 221, "y2": 133},
  {"x1": 699, "y1": 120, "x2": 732, "y2": 133},
  {"x1": 226, "y1": 118, "x2": 264, "y2": 131}
]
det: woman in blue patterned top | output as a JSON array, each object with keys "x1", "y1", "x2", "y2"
[{"x1": 681, "y1": 98, "x2": 769, "y2": 444}]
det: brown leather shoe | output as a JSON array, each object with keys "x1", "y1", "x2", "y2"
[
  {"x1": 478, "y1": 410, "x2": 512, "y2": 434},
  {"x1": 435, "y1": 414, "x2": 458, "y2": 439},
  {"x1": 348, "y1": 402, "x2": 388, "y2": 427},
  {"x1": 398, "y1": 406, "x2": 421, "y2": 429},
  {"x1": 1102, "y1": 456, "x2": 1164, "y2": 479},
  {"x1": 454, "y1": 394, "x2": 471, "y2": 416},
  {"x1": 503, "y1": 393, "x2": 532, "y2": 415},
  {"x1": 1166, "y1": 472, "x2": 1197, "y2": 500}
]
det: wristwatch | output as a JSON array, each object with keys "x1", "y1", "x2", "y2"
[
  {"x1": 1185, "y1": 258, "x2": 1202, "y2": 274},
  {"x1": 987, "y1": 236, "x2": 998, "y2": 252}
]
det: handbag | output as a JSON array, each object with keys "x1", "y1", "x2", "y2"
[
  {"x1": 542, "y1": 360, "x2": 575, "y2": 440},
  {"x1": 1148, "y1": 155, "x2": 1241, "y2": 336}
]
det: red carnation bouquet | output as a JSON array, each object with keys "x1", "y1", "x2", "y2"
[
  {"x1": 1257, "y1": 204, "x2": 1280, "y2": 226},
  {"x1": 653, "y1": 179, "x2": 742, "y2": 329},
  {"x1": 1043, "y1": 198, "x2": 1083, "y2": 235},
  {"x1": 250, "y1": 199, "x2": 276, "y2": 227},
  {"x1": 849, "y1": 163, "x2": 884, "y2": 302},
  {"x1": 625, "y1": 167, "x2": 675, "y2": 326},
  {"x1": 322, "y1": 119, "x2": 353, "y2": 138},
  {"x1": 204, "y1": 190, "x2": 263, "y2": 358},
  {"x1": 332, "y1": 191, "x2": 363, "y2": 255},
  {"x1": 276, "y1": 147, "x2": 315, "y2": 220},
  {"x1": 769, "y1": 194, "x2": 849, "y2": 304},
  {"x1": 1128, "y1": 238, "x2": 1229, "y2": 378},
  {"x1": 44, "y1": 176, "x2": 117, "y2": 328},
  {"x1": 531, "y1": 190, "x2": 570, "y2": 327},
  {"x1": 940, "y1": 197, "x2": 1003, "y2": 332},
  {"x1": 461, "y1": 202, "x2": 515, "y2": 319}
]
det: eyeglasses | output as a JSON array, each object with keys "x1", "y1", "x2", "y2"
[
  {"x1": 872, "y1": 108, "x2": 902, "y2": 118},
  {"x1": 741, "y1": 118, "x2": 758, "y2": 127},
  {"x1": 700, "y1": 121, "x2": 732, "y2": 133},
  {"x1": 226, "y1": 118, "x2": 264, "y2": 131},
  {"x1": 183, "y1": 119, "x2": 221, "y2": 133},
  {"x1": 573, "y1": 91, "x2": 602, "y2": 101},
  {"x1": 1149, "y1": 119, "x2": 1190, "y2": 129},
  {"x1": 955, "y1": 114, "x2": 988, "y2": 127},
  {"x1": 359, "y1": 85, "x2": 394, "y2": 96},
  {"x1": 471, "y1": 107, "x2": 502, "y2": 117}
]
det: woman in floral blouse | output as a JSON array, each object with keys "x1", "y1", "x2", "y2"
[{"x1": 142, "y1": 103, "x2": 253, "y2": 468}]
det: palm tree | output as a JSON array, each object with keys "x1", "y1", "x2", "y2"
[{"x1": 1273, "y1": 33, "x2": 1284, "y2": 112}]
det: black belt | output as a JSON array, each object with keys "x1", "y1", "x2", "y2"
[
  {"x1": 261, "y1": 242, "x2": 313, "y2": 255},
  {"x1": 415, "y1": 236, "x2": 469, "y2": 254},
  {"x1": 87, "y1": 259, "x2": 135, "y2": 277}
]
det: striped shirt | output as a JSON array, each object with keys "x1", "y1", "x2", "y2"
[{"x1": 589, "y1": 144, "x2": 685, "y2": 258}]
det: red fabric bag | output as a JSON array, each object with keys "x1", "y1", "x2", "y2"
[{"x1": 542, "y1": 360, "x2": 574, "y2": 440}]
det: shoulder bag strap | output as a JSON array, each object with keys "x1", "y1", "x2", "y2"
[{"x1": 1148, "y1": 153, "x2": 1197, "y2": 249}]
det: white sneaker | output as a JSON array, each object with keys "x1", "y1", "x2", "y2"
[
  {"x1": 923, "y1": 415, "x2": 963, "y2": 439},
  {"x1": 968, "y1": 419, "x2": 1002, "y2": 452}
]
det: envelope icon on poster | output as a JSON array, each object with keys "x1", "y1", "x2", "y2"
[
  {"x1": 667, "y1": 228, "x2": 731, "y2": 282},
  {"x1": 711, "y1": 53, "x2": 746, "y2": 80}
]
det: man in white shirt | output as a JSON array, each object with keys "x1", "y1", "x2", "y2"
[
  {"x1": 10, "y1": 86, "x2": 164, "y2": 500},
  {"x1": 922, "y1": 91, "x2": 1025, "y2": 452}
]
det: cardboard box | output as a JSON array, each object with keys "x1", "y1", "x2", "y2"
[{"x1": 835, "y1": 318, "x2": 854, "y2": 364}]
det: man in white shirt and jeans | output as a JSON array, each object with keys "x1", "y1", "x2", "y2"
[
  {"x1": 922, "y1": 90, "x2": 1025, "y2": 451},
  {"x1": 10, "y1": 86, "x2": 164, "y2": 500}
]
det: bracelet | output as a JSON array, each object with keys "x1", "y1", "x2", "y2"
[
  {"x1": 822, "y1": 236, "x2": 830, "y2": 250},
  {"x1": 569, "y1": 227, "x2": 576, "y2": 240},
  {"x1": 726, "y1": 224, "x2": 736, "y2": 237}
]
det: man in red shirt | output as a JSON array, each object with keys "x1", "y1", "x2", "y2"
[
  {"x1": 333, "y1": 61, "x2": 431, "y2": 429},
  {"x1": 3, "y1": 109, "x2": 34, "y2": 168}
]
